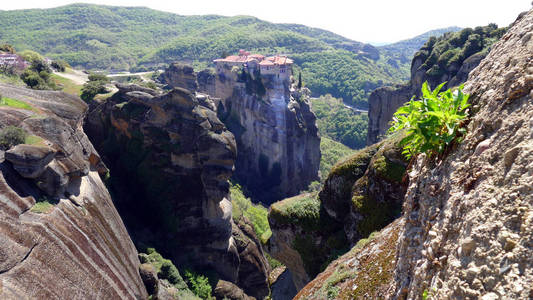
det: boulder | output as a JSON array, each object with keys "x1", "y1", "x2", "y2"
[
  {"x1": 139, "y1": 263, "x2": 159, "y2": 296},
  {"x1": 5, "y1": 144, "x2": 55, "y2": 178}
]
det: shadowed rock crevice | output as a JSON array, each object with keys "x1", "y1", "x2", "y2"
[{"x1": 86, "y1": 83, "x2": 270, "y2": 299}]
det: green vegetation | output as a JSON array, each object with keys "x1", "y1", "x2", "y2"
[
  {"x1": 80, "y1": 73, "x2": 110, "y2": 102},
  {"x1": 0, "y1": 3, "x2": 412, "y2": 107},
  {"x1": 230, "y1": 182, "x2": 271, "y2": 244},
  {"x1": 30, "y1": 196, "x2": 59, "y2": 214},
  {"x1": 388, "y1": 82, "x2": 470, "y2": 159},
  {"x1": 50, "y1": 73, "x2": 83, "y2": 96},
  {"x1": 319, "y1": 137, "x2": 356, "y2": 180},
  {"x1": 412, "y1": 24, "x2": 505, "y2": 83},
  {"x1": 293, "y1": 51, "x2": 405, "y2": 108},
  {"x1": 311, "y1": 95, "x2": 368, "y2": 149},
  {"x1": 269, "y1": 192, "x2": 321, "y2": 231},
  {"x1": 139, "y1": 248, "x2": 200, "y2": 299},
  {"x1": 0, "y1": 126, "x2": 27, "y2": 150},
  {"x1": 0, "y1": 97, "x2": 34, "y2": 111},
  {"x1": 379, "y1": 27, "x2": 461, "y2": 69},
  {"x1": 50, "y1": 60, "x2": 69, "y2": 72},
  {"x1": 184, "y1": 270, "x2": 213, "y2": 300}
]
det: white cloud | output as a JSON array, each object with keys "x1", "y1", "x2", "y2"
[{"x1": 3, "y1": 0, "x2": 532, "y2": 43}]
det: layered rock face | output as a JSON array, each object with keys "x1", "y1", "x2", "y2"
[
  {"x1": 394, "y1": 9, "x2": 533, "y2": 299},
  {"x1": 268, "y1": 134, "x2": 407, "y2": 291},
  {"x1": 161, "y1": 63, "x2": 321, "y2": 203},
  {"x1": 294, "y1": 219, "x2": 404, "y2": 299},
  {"x1": 86, "y1": 84, "x2": 269, "y2": 299},
  {"x1": 0, "y1": 83, "x2": 147, "y2": 299},
  {"x1": 367, "y1": 26, "x2": 503, "y2": 145},
  {"x1": 216, "y1": 72, "x2": 321, "y2": 203}
]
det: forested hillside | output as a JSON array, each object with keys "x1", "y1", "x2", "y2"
[
  {"x1": 0, "y1": 3, "x2": 409, "y2": 108},
  {"x1": 378, "y1": 26, "x2": 461, "y2": 68}
]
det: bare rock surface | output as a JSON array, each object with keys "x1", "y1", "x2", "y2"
[
  {"x1": 394, "y1": 9, "x2": 533, "y2": 299},
  {"x1": 160, "y1": 63, "x2": 321, "y2": 203},
  {"x1": 0, "y1": 83, "x2": 147, "y2": 299},
  {"x1": 268, "y1": 134, "x2": 407, "y2": 291},
  {"x1": 86, "y1": 83, "x2": 270, "y2": 299}
]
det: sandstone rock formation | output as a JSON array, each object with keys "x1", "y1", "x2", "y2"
[
  {"x1": 297, "y1": 8, "x2": 533, "y2": 299},
  {"x1": 268, "y1": 134, "x2": 407, "y2": 291},
  {"x1": 160, "y1": 62, "x2": 321, "y2": 203},
  {"x1": 367, "y1": 25, "x2": 505, "y2": 145},
  {"x1": 0, "y1": 83, "x2": 147, "y2": 299},
  {"x1": 294, "y1": 219, "x2": 403, "y2": 299},
  {"x1": 394, "y1": 9, "x2": 533, "y2": 299},
  {"x1": 158, "y1": 62, "x2": 198, "y2": 91},
  {"x1": 86, "y1": 83, "x2": 270, "y2": 299}
]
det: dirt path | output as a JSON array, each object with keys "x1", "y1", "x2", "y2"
[{"x1": 53, "y1": 69, "x2": 88, "y2": 85}]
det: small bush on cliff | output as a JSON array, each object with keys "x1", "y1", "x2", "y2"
[
  {"x1": 0, "y1": 126, "x2": 27, "y2": 150},
  {"x1": 184, "y1": 270, "x2": 213, "y2": 300},
  {"x1": 80, "y1": 73, "x2": 110, "y2": 102},
  {"x1": 388, "y1": 82, "x2": 470, "y2": 159}
]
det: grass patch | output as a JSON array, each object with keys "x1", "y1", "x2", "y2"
[
  {"x1": 230, "y1": 182, "x2": 271, "y2": 243},
  {"x1": 24, "y1": 135, "x2": 46, "y2": 146},
  {"x1": 0, "y1": 73, "x2": 25, "y2": 86},
  {"x1": 30, "y1": 196, "x2": 59, "y2": 214},
  {"x1": 269, "y1": 192, "x2": 321, "y2": 231},
  {"x1": 50, "y1": 73, "x2": 83, "y2": 96},
  {"x1": 0, "y1": 97, "x2": 34, "y2": 111}
]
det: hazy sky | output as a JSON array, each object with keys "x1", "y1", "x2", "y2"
[{"x1": 2, "y1": 1, "x2": 532, "y2": 44}]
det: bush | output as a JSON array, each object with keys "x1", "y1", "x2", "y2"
[
  {"x1": 159, "y1": 260, "x2": 183, "y2": 286},
  {"x1": 0, "y1": 126, "x2": 27, "y2": 150},
  {"x1": 184, "y1": 270, "x2": 213, "y2": 299},
  {"x1": 51, "y1": 60, "x2": 69, "y2": 72},
  {"x1": 80, "y1": 80, "x2": 108, "y2": 102},
  {"x1": 20, "y1": 70, "x2": 47, "y2": 89},
  {"x1": 388, "y1": 82, "x2": 470, "y2": 159},
  {"x1": 88, "y1": 73, "x2": 109, "y2": 82}
]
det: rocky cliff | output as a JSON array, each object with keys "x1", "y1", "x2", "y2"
[
  {"x1": 0, "y1": 83, "x2": 147, "y2": 299},
  {"x1": 367, "y1": 24, "x2": 506, "y2": 145},
  {"x1": 86, "y1": 83, "x2": 270, "y2": 299},
  {"x1": 267, "y1": 134, "x2": 408, "y2": 291},
  {"x1": 297, "y1": 8, "x2": 533, "y2": 300},
  {"x1": 160, "y1": 63, "x2": 321, "y2": 203},
  {"x1": 394, "y1": 9, "x2": 533, "y2": 299}
]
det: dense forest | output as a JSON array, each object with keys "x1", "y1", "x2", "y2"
[
  {"x1": 0, "y1": 4, "x2": 452, "y2": 108},
  {"x1": 412, "y1": 24, "x2": 506, "y2": 83}
]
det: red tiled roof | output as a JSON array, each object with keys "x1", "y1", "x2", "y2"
[
  {"x1": 214, "y1": 51, "x2": 293, "y2": 66},
  {"x1": 266, "y1": 56, "x2": 293, "y2": 65},
  {"x1": 259, "y1": 60, "x2": 274, "y2": 66},
  {"x1": 249, "y1": 54, "x2": 265, "y2": 59}
]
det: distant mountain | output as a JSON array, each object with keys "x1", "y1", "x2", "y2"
[
  {"x1": 378, "y1": 27, "x2": 462, "y2": 66},
  {"x1": 0, "y1": 3, "x2": 407, "y2": 108}
]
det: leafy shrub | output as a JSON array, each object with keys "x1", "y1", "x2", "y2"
[
  {"x1": 51, "y1": 60, "x2": 69, "y2": 72},
  {"x1": 0, "y1": 126, "x2": 27, "y2": 150},
  {"x1": 0, "y1": 43, "x2": 16, "y2": 54},
  {"x1": 159, "y1": 260, "x2": 183, "y2": 285},
  {"x1": 230, "y1": 182, "x2": 272, "y2": 243},
  {"x1": 388, "y1": 82, "x2": 470, "y2": 159},
  {"x1": 80, "y1": 80, "x2": 109, "y2": 102},
  {"x1": 88, "y1": 73, "x2": 109, "y2": 82},
  {"x1": 184, "y1": 270, "x2": 213, "y2": 299},
  {"x1": 20, "y1": 69, "x2": 47, "y2": 89}
]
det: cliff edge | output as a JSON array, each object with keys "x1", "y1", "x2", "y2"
[{"x1": 0, "y1": 83, "x2": 147, "y2": 299}]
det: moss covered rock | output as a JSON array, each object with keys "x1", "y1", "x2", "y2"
[{"x1": 268, "y1": 134, "x2": 408, "y2": 291}]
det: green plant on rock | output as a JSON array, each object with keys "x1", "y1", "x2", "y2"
[
  {"x1": 0, "y1": 126, "x2": 27, "y2": 150},
  {"x1": 184, "y1": 270, "x2": 213, "y2": 300},
  {"x1": 388, "y1": 81, "x2": 470, "y2": 159}
]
